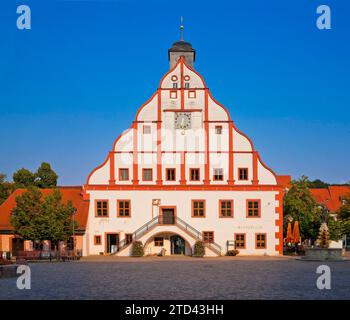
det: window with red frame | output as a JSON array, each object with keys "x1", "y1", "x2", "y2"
[
  {"x1": 247, "y1": 200, "x2": 260, "y2": 217},
  {"x1": 154, "y1": 237, "x2": 164, "y2": 246},
  {"x1": 190, "y1": 168, "x2": 200, "y2": 181},
  {"x1": 220, "y1": 200, "x2": 233, "y2": 217},
  {"x1": 125, "y1": 233, "x2": 133, "y2": 245},
  {"x1": 192, "y1": 200, "x2": 205, "y2": 217},
  {"x1": 235, "y1": 234, "x2": 245, "y2": 249},
  {"x1": 143, "y1": 125, "x2": 151, "y2": 134},
  {"x1": 166, "y1": 168, "x2": 176, "y2": 181},
  {"x1": 203, "y1": 231, "x2": 214, "y2": 243},
  {"x1": 256, "y1": 233, "x2": 266, "y2": 249},
  {"x1": 119, "y1": 168, "x2": 129, "y2": 181},
  {"x1": 96, "y1": 200, "x2": 108, "y2": 217},
  {"x1": 118, "y1": 200, "x2": 131, "y2": 217},
  {"x1": 94, "y1": 235, "x2": 101, "y2": 245},
  {"x1": 238, "y1": 168, "x2": 248, "y2": 180},
  {"x1": 142, "y1": 168, "x2": 153, "y2": 181},
  {"x1": 215, "y1": 126, "x2": 222, "y2": 134},
  {"x1": 213, "y1": 168, "x2": 224, "y2": 181}
]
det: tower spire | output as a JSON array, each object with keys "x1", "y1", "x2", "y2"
[{"x1": 180, "y1": 16, "x2": 184, "y2": 41}]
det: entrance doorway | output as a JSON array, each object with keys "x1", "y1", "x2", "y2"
[
  {"x1": 106, "y1": 233, "x2": 119, "y2": 254},
  {"x1": 11, "y1": 238, "x2": 24, "y2": 256},
  {"x1": 161, "y1": 208, "x2": 175, "y2": 224},
  {"x1": 170, "y1": 235, "x2": 185, "y2": 255}
]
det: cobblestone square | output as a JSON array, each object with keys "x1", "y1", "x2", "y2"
[{"x1": 1, "y1": 257, "x2": 349, "y2": 300}]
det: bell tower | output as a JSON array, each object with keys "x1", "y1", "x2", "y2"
[{"x1": 168, "y1": 17, "x2": 196, "y2": 69}]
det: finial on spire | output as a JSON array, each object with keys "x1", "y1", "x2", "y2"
[{"x1": 180, "y1": 16, "x2": 184, "y2": 41}]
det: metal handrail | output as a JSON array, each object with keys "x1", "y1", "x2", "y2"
[
  {"x1": 176, "y1": 216, "x2": 222, "y2": 254},
  {"x1": 114, "y1": 216, "x2": 160, "y2": 253},
  {"x1": 114, "y1": 215, "x2": 222, "y2": 255}
]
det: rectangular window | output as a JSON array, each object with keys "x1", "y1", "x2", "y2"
[
  {"x1": 247, "y1": 200, "x2": 261, "y2": 218},
  {"x1": 117, "y1": 200, "x2": 131, "y2": 217},
  {"x1": 94, "y1": 235, "x2": 102, "y2": 245},
  {"x1": 238, "y1": 168, "x2": 248, "y2": 180},
  {"x1": 203, "y1": 231, "x2": 214, "y2": 243},
  {"x1": 95, "y1": 200, "x2": 108, "y2": 217},
  {"x1": 213, "y1": 168, "x2": 224, "y2": 181},
  {"x1": 188, "y1": 90, "x2": 196, "y2": 98},
  {"x1": 184, "y1": 82, "x2": 190, "y2": 89},
  {"x1": 142, "y1": 168, "x2": 153, "y2": 181},
  {"x1": 215, "y1": 126, "x2": 222, "y2": 134},
  {"x1": 190, "y1": 168, "x2": 200, "y2": 181},
  {"x1": 119, "y1": 168, "x2": 129, "y2": 181},
  {"x1": 125, "y1": 233, "x2": 133, "y2": 245},
  {"x1": 235, "y1": 234, "x2": 245, "y2": 249},
  {"x1": 143, "y1": 125, "x2": 151, "y2": 134},
  {"x1": 192, "y1": 200, "x2": 205, "y2": 217},
  {"x1": 170, "y1": 90, "x2": 177, "y2": 99},
  {"x1": 173, "y1": 83, "x2": 178, "y2": 89},
  {"x1": 154, "y1": 237, "x2": 164, "y2": 246},
  {"x1": 256, "y1": 233, "x2": 266, "y2": 249},
  {"x1": 166, "y1": 168, "x2": 176, "y2": 181},
  {"x1": 219, "y1": 200, "x2": 233, "y2": 217}
]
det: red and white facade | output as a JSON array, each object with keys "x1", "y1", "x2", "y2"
[{"x1": 82, "y1": 40, "x2": 288, "y2": 256}]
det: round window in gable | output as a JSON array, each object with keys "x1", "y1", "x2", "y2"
[{"x1": 171, "y1": 75, "x2": 178, "y2": 81}]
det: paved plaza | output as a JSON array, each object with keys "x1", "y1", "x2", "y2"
[{"x1": 1, "y1": 256, "x2": 349, "y2": 300}]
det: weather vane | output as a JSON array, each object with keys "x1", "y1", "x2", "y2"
[{"x1": 180, "y1": 16, "x2": 184, "y2": 41}]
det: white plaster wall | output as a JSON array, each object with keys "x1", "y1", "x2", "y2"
[
  {"x1": 136, "y1": 94, "x2": 158, "y2": 121},
  {"x1": 85, "y1": 190, "x2": 280, "y2": 256},
  {"x1": 232, "y1": 128, "x2": 253, "y2": 152},
  {"x1": 88, "y1": 158, "x2": 110, "y2": 185},
  {"x1": 234, "y1": 153, "x2": 253, "y2": 185},
  {"x1": 208, "y1": 95, "x2": 229, "y2": 121},
  {"x1": 258, "y1": 159, "x2": 277, "y2": 185}
]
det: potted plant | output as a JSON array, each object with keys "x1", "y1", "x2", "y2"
[
  {"x1": 131, "y1": 241, "x2": 144, "y2": 257},
  {"x1": 193, "y1": 240, "x2": 205, "y2": 257}
]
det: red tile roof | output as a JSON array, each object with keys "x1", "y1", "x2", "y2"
[
  {"x1": 310, "y1": 186, "x2": 350, "y2": 212},
  {"x1": 276, "y1": 175, "x2": 292, "y2": 189},
  {"x1": 0, "y1": 187, "x2": 89, "y2": 232}
]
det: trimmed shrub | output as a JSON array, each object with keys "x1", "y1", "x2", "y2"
[
  {"x1": 226, "y1": 249, "x2": 239, "y2": 256},
  {"x1": 193, "y1": 240, "x2": 205, "y2": 257},
  {"x1": 131, "y1": 241, "x2": 144, "y2": 257}
]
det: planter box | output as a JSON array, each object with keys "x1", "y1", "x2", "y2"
[{"x1": 303, "y1": 248, "x2": 343, "y2": 261}]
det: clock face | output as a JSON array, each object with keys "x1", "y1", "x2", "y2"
[{"x1": 175, "y1": 112, "x2": 191, "y2": 130}]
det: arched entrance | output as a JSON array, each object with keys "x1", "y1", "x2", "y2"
[
  {"x1": 143, "y1": 232, "x2": 192, "y2": 256},
  {"x1": 170, "y1": 235, "x2": 185, "y2": 255}
]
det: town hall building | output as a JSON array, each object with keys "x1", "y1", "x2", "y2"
[{"x1": 80, "y1": 33, "x2": 290, "y2": 257}]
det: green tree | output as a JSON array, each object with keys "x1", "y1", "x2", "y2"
[
  {"x1": 0, "y1": 173, "x2": 14, "y2": 205},
  {"x1": 13, "y1": 168, "x2": 35, "y2": 188},
  {"x1": 35, "y1": 162, "x2": 58, "y2": 188},
  {"x1": 338, "y1": 194, "x2": 350, "y2": 220},
  {"x1": 283, "y1": 176, "x2": 322, "y2": 241},
  {"x1": 11, "y1": 187, "x2": 77, "y2": 245},
  {"x1": 307, "y1": 179, "x2": 330, "y2": 189}
]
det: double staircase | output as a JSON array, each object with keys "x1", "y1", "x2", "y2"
[{"x1": 113, "y1": 215, "x2": 222, "y2": 256}]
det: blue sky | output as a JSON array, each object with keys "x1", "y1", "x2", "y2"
[{"x1": 0, "y1": 0, "x2": 349, "y2": 185}]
